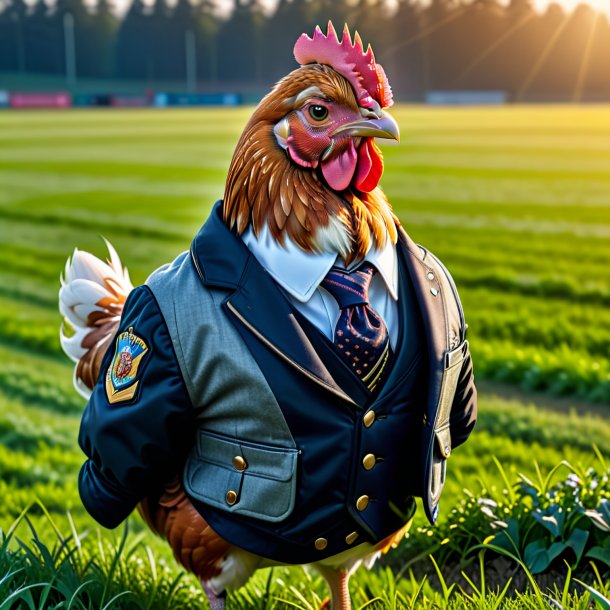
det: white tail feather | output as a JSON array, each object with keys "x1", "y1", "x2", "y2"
[{"x1": 59, "y1": 240, "x2": 134, "y2": 399}]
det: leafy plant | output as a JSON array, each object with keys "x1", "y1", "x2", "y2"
[
  {"x1": 399, "y1": 455, "x2": 610, "y2": 584},
  {"x1": 482, "y1": 459, "x2": 610, "y2": 575}
]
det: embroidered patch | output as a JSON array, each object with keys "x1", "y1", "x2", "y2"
[{"x1": 105, "y1": 326, "x2": 149, "y2": 404}]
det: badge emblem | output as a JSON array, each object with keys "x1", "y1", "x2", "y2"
[{"x1": 105, "y1": 326, "x2": 149, "y2": 404}]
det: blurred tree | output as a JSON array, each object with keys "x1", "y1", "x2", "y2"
[
  {"x1": 217, "y1": 0, "x2": 265, "y2": 83},
  {"x1": 530, "y1": 2, "x2": 569, "y2": 98},
  {"x1": 502, "y1": 0, "x2": 539, "y2": 99},
  {"x1": 48, "y1": 0, "x2": 91, "y2": 77},
  {"x1": 350, "y1": 0, "x2": 386, "y2": 55},
  {"x1": 506, "y1": 0, "x2": 534, "y2": 19},
  {"x1": 383, "y1": 0, "x2": 424, "y2": 100},
  {"x1": 420, "y1": 0, "x2": 468, "y2": 91},
  {"x1": 310, "y1": 0, "x2": 351, "y2": 30},
  {"x1": 0, "y1": 0, "x2": 27, "y2": 72},
  {"x1": 454, "y1": 0, "x2": 505, "y2": 91},
  {"x1": 545, "y1": 3, "x2": 598, "y2": 101},
  {"x1": 115, "y1": 0, "x2": 149, "y2": 79},
  {"x1": 194, "y1": 0, "x2": 220, "y2": 83},
  {"x1": 262, "y1": 0, "x2": 311, "y2": 83},
  {"x1": 165, "y1": 0, "x2": 194, "y2": 81},
  {"x1": 585, "y1": 14, "x2": 610, "y2": 100},
  {"x1": 24, "y1": 0, "x2": 57, "y2": 74},
  {"x1": 149, "y1": 0, "x2": 171, "y2": 79},
  {"x1": 87, "y1": 0, "x2": 118, "y2": 78},
  {"x1": 0, "y1": 0, "x2": 609, "y2": 101}
]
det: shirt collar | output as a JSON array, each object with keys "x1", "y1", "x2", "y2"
[{"x1": 242, "y1": 224, "x2": 398, "y2": 303}]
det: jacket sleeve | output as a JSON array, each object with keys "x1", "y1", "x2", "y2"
[
  {"x1": 449, "y1": 344, "x2": 477, "y2": 450},
  {"x1": 78, "y1": 285, "x2": 195, "y2": 529}
]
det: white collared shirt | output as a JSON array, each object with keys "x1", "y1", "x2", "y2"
[{"x1": 242, "y1": 224, "x2": 400, "y2": 348}]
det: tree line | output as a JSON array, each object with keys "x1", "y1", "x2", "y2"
[{"x1": 0, "y1": 0, "x2": 609, "y2": 101}]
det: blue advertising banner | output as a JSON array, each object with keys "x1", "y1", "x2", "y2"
[
  {"x1": 73, "y1": 94, "x2": 112, "y2": 107},
  {"x1": 154, "y1": 92, "x2": 241, "y2": 107}
]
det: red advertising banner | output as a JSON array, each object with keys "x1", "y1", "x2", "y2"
[
  {"x1": 10, "y1": 92, "x2": 72, "y2": 108},
  {"x1": 110, "y1": 96, "x2": 150, "y2": 107}
]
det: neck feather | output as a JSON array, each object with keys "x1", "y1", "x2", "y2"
[{"x1": 223, "y1": 121, "x2": 398, "y2": 265}]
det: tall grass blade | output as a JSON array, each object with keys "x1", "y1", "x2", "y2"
[
  {"x1": 101, "y1": 590, "x2": 133, "y2": 610},
  {"x1": 574, "y1": 579, "x2": 610, "y2": 610},
  {"x1": 0, "y1": 583, "x2": 48, "y2": 610},
  {"x1": 100, "y1": 521, "x2": 129, "y2": 608},
  {"x1": 67, "y1": 579, "x2": 95, "y2": 610},
  {"x1": 428, "y1": 555, "x2": 455, "y2": 602}
]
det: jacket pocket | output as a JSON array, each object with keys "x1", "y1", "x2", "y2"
[{"x1": 183, "y1": 429, "x2": 299, "y2": 523}]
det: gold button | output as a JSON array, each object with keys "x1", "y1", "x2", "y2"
[
  {"x1": 362, "y1": 454, "x2": 376, "y2": 471},
  {"x1": 345, "y1": 531, "x2": 359, "y2": 545},
  {"x1": 232, "y1": 456, "x2": 247, "y2": 471},
  {"x1": 314, "y1": 537, "x2": 328, "y2": 551},
  {"x1": 226, "y1": 490, "x2": 238, "y2": 505},
  {"x1": 356, "y1": 495, "x2": 369, "y2": 511},
  {"x1": 363, "y1": 411, "x2": 376, "y2": 428}
]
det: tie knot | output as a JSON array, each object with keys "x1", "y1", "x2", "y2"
[{"x1": 321, "y1": 263, "x2": 375, "y2": 309}]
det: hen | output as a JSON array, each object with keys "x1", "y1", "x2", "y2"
[{"x1": 59, "y1": 22, "x2": 477, "y2": 610}]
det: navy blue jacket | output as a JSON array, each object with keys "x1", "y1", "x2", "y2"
[{"x1": 78, "y1": 203, "x2": 477, "y2": 563}]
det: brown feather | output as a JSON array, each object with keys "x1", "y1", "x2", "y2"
[
  {"x1": 223, "y1": 63, "x2": 397, "y2": 260},
  {"x1": 75, "y1": 277, "x2": 126, "y2": 391},
  {"x1": 279, "y1": 173, "x2": 292, "y2": 218},
  {"x1": 138, "y1": 481, "x2": 232, "y2": 582}
]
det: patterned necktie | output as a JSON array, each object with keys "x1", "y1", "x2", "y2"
[{"x1": 321, "y1": 263, "x2": 393, "y2": 393}]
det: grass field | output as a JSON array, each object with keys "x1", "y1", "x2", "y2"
[{"x1": 0, "y1": 106, "x2": 609, "y2": 608}]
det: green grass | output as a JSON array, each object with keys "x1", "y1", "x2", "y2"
[
  {"x1": 1, "y1": 106, "x2": 609, "y2": 607},
  {"x1": 1, "y1": 106, "x2": 609, "y2": 402}
]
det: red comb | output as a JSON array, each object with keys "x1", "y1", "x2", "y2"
[{"x1": 294, "y1": 21, "x2": 393, "y2": 109}]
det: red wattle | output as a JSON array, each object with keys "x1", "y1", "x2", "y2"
[
  {"x1": 321, "y1": 140, "x2": 358, "y2": 191},
  {"x1": 355, "y1": 139, "x2": 384, "y2": 192}
]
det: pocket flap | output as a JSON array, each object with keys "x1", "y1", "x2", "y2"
[
  {"x1": 435, "y1": 425, "x2": 452, "y2": 459},
  {"x1": 184, "y1": 430, "x2": 299, "y2": 522},
  {"x1": 196, "y1": 430, "x2": 297, "y2": 481}
]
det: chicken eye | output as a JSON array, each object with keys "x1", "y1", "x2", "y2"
[{"x1": 308, "y1": 105, "x2": 329, "y2": 122}]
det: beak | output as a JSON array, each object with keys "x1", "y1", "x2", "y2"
[{"x1": 331, "y1": 111, "x2": 400, "y2": 142}]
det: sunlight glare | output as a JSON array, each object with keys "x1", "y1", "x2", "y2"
[{"x1": 533, "y1": 0, "x2": 610, "y2": 17}]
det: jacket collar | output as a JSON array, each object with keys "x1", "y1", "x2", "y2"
[
  {"x1": 241, "y1": 223, "x2": 398, "y2": 303},
  {"x1": 190, "y1": 201, "x2": 249, "y2": 289},
  {"x1": 191, "y1": 202, "x2": 447, "y2": 409}
]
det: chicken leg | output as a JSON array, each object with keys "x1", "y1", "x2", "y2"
[
  {"x1": 316, "y1": 566, "x2": 351, "y2": 610},
  {"x1": 202, "y1": 581, "x2": 227, "y2": 610}
]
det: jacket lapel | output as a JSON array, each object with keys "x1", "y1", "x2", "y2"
[{"x1": 190, "y1": 202, "x2": 358, "y2": 407}]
